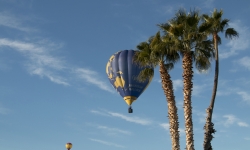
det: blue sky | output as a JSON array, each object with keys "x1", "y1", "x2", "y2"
[{"x1": 0, "y1": 0, "x2": 250, "y2": 150}]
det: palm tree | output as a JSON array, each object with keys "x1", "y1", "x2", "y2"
[
  {"x1": 201, "y1": 9, "x2": 239, "y2": 150},
  {"x1": 134, "y1": 31, "x2": 181, "y2": 150},
  {"x1": 159, "y1": 9, "x2": 214, "y2": 150}
]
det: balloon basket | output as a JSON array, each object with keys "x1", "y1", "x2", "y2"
[{"x1": 128, "y1": 107, "x2": 133, "y2": 113}]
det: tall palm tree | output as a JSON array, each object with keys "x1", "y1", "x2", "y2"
[
  {"x1": 159, "y1": 9, "x2": 214, "y2": 150},
  {"x1": 134, "y1": 31, "x2": 181, "y2": 150},
  {"x1": 201, "y1": 9, "x2": 239, "y2": 150}
]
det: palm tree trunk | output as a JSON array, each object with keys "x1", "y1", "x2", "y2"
[
  {"x1": 159, "y1": 61, "x2": 180, "y2": 150},
  {"x1": 182, "y1": 52, "x2": 195, "y2": 150},
  {"x1": 203, "y1": 34, "x2": 218, "y2": 150}
]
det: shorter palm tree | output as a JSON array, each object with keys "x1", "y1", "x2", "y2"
[
  {"x1": 200, "y1": 9, "x2": 239, "y2": 150},
  {"x1": 134, "y1": 31, "x2": 180, "y2": 150}
]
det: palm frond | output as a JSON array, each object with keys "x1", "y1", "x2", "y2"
[
  {"x1": 225, "y1": 28, "x2": 239, "y2": 39},
  {"x1": 164, "y1": 63, "x2": 174, "y2": 71},
  {"x1": 175, "y1": 8, "x2": 187, "y2": 22},
  {"x1": 216, "y1": 35, "x2": 222, "y2": 45},
  {"x1": 219, "y1": 19, "x2": 229, "y2": 32},
  {"x1": 158, "y1": 23, "x2": 172, "y2": 35},
  {"x1": 195, "y1": 55, "x2": 211, "y2": 72},
  {"x1": 199, "y1": 22, "x2": 213, "y2": 33},
  {"x1": 134, "y1": 42, "x2": 153, "y2": 67},
  {"x1": 212, "y1": 9, "x2": 223, "y2": 20},
  {"x1": 136, "y1": 68, "x2": 154, "y2": 82},
  {"x1": 194, "y1": 39, "x2": 214, "y2": 70},
  {"x1": 187, "y1": 10, "x2": 200, "y2": 27}
]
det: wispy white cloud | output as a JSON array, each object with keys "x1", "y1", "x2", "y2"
[
  {"x1": 0, "y1": 11, "x2": 36, "y2": 32},
  {"x1": 192, "y1": 84, "x2": 207, "y2": 96},
  {"x1": 107, "y1": 111, "x2": 152, "y2": 125},
  {"x1": 86, "y1": 122, "x2": 132, "y2": 136},
  {"x1": 179, "y1": 128, "x2": 185, "y2": 136},
  {"x1": 89, "y1": 138, "x2": 125, "y2": 148},
  {"x1": 202, "y1": 0, "x2": 214, "y2": 8},
  {"x1": 0, "y1": 103, "x2": 10, "y2": 115},
  {"x1": 29, "y1": 67, "x2": 69, "y2": 86},
  {"x1": 220, "y1": 20, "x2": 250, "y2": 59},
  {"x1": 97, "y1": 125, "x2": 132, "y2": 135},
  {"x1": 0, "y1": 12, "x2": 114, "y2": 92},
  {"x1": 193, "y1": 109, "x2": 207, "y2": 124},
  {"x1": 244, "y1": 137, "x2": 250, "y2": 141},
  {"x1": 0, "y1": 38, "x2": 114, "y2": 91},
  {"x1": 0, "y1": 38, "x2": 44, "y2": 53},
  {"x1": 223, "y1": 115, "x2": 249, "y2": 127},
  {"x1": 235, "y1": 78, "x2": 250, "y2": 86},
  {"x1": 237, "y1": 91, "x2": 250, "y2": 105},
  {"x1": 216, "y1": 80, "x2": 237, "y2": 96},
  {"x1": 238, "y1": 122, "x2": 249, "y2": 127},
  {"x1": 90, "y1": 110, "x2": 152, "y2": 125},
  {"x1": 0, "y1": 38, "x2": 69, "y2": 86},
  {"x1": 90, "y1": 110, "x2": 110, "y2": 117},
  {"x1": 176, "y1": 100, "x2": 183, "y2": 110},
  {"x1": 75, "y1": 68, "x2": 114, "y2": 93},
  {"x1": 91, "y1": 110, "x2": 187, "y2": 135},
  {"x1": 0, "y1": 38, "x2": 65, "y2": 71},
  {"x1": 237, "y1": 56, "x2": 250, "y2": 70},
  {"x1": 223, "y1": 115, "x2": 237, "y2": 127},
  {"x1": 173, "y1": 79, "x2": 183, "y2": 91},
  {"x1": 216, "y1": 90, "x2": 231, "y2": 97},
  {"x1": 159, "y1": 123, "x2": 169, "y2": 131},
  {"x1": 159, "y1": 123, "x2": 185, "y2": 136}
]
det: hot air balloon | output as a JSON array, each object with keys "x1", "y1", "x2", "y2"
[
  {"x1": 106, "y1": 50, "x2": 153, "y2": 113},
  {"x1": 65, "y1": 142, "x2": 72, "y2": 150}
]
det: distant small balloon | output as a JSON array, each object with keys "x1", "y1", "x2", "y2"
[
  {"x1": 65, "y1": 142, "x2": 72, "y2": 150},
  {"x1": 106, "y1": 50, "x2": 153, "y2": 113}
]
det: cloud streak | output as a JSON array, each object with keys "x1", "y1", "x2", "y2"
[
  {"x1": 192, "y1": 84, "x2": 207, "y2": 96},
  {"x1": 107, "y1": 111, "x2": 152, "y2": 125},
  {"x1": 159, "y1": 123, "x2": 185, "y2": 136},
  {"x1": 0, "y1": 103, "x2": 10, "y2": 115},
  {"x1": 89, "y1": 138, "x2": 125, "y2": 148},
  {"x1": 0, "y1": 38, "x2": 113, "y2": 91},
  {"x1": 220, "y1": 20, "x2": 250, "y2": 59},
  {"x1": 0, "y1": 38, "x2": 69, "y2": 86},
  {"x1": 97, "y1": 125, "x2": 132, "y2": 135},
  {"x1": 223, "y1": 114, "x2": 249, "y2": 127},
  {"x1": 90, "y1": 110, "x2": 153, "y2": 125},
  {"x1": 244, "y1": 137, "x2": 250, "y2": 141},
  {"x1": 202, "y1": 0, "x2": 214, "y2": 8},
  {"x1": 237, "y1": 91, "x2": 250, "y2": 105},
  {"x1": 159, "y1": 123, "x2": 169, "y2": 131},
  {"x1": 86, "y1": 122, "x2": 132, "y2": 136},
  {"x1": 238, "y1": 122, "x2": 249, "y2": 127},
  {"x1": 0, "y1": 11, "x2": 36, "y2": 32},
  {"x1": 172, "y1": 79, "x2": 183, "y2": 91},
  {"x1": 238, "y1": 56, "x2": 250, "y2": 70},
  {"x1": 75, "y1": 68, "x2": 114, "y2": 93},
  {"x1": 0, "y1": 12, "x2": 113, "y2": 92}
]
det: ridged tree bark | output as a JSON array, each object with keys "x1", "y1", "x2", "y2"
[
  {"x1": 182, "y1": 52, "x2": 195, "y2": 150},
  {"x1": 203, "y1": 33, "x2": 218, "y2": 150},
  {"x1": 159, "y1": 61, "x2": 180, "y2": 150}
]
